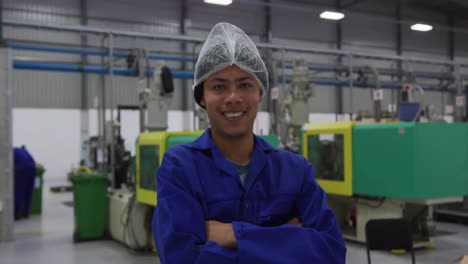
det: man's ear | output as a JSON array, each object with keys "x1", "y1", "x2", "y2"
[{"x1": 200, "y1": 98, "x2": 206, "y2": 107}]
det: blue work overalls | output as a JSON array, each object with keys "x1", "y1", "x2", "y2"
[
  {"x1": 153, "y1": 129, "x2": 346, "y2": 263},
  {"x1": 14, "y1": 147, "x2": 36, "y2": 219}
]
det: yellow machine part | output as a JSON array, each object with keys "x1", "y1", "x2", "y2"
[
  {"x1": 136, "y1": 130, "x2": 202, "y2": 206},
  {"x1": 302, "y1": 121, "x2": 353, "y2": 196}
]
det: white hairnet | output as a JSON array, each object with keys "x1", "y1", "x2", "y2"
[{"x1": 193, "y1": 22, "x2": 269, "y2": 108}]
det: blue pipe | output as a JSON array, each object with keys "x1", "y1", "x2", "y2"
[
  {"x1": 13, "y1": 61, "x2": 194, "y2": 79},
  {"x1": 280, "y1": 76, "x2": 455, "y2": 92},
  {"x1": 8, "y1": 43, "x2": 462, "y2": 80},
  {"x1": 9, "y1": 43, "x2": 197, "y2": 63},
  {"x1": 10, "y1": 60, "x2": 453, "y2": 91},
  {"x1": 147, "y1": 54, "x2": 197, "y2": 62},
  {"x1": 279, "y1": 63, "x2": 467, "y2": 81}
]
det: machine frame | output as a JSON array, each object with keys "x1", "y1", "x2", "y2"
[
  {"x1": 302, "y1": 121, "x2": 354, "y2": 196},
  {"x1": 136, "y1": 130, "x2": 202, "y2": 206}
]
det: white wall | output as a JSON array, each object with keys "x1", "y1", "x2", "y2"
[
  {"x1": 13, "y1": 108, "x2": 81, "y2": 181},
  {"x1": 12, "y1": 108, "x2": 274, "y2": 180}
]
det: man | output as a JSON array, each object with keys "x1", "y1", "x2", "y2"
[
  {"x1": 153, "y1": 22, "x2": 346, "y2": 263},
  {"x1": 14, "y1": 145, "x2": 36, "y2": 219}
]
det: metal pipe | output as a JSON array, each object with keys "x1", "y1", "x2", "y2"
[
  {"x1": 13, "y1": 59, "x2": 456, "y2": 92},
  {"x1": 14, "y1": 40, "x2": 466, "y2": 81},
  {"x1": 99, "y1": 35, "x2": 108, "y2": 173},
  {"x1": 278, "y1": 76, "x2": 457, "y2": 92},
  {"x1": 3, "y1": 19, "x2": 205, "y2": 43},
  {"x1": 8, "y1": 43, "x2": 197, "y2": 62},
  {"x1": 264, "y1": 0, "x2": 273, "y2": 115},
  {"x1": 278, "y1": 63, "x2": 468, "y2": 81},
  {"x1": 259, "y1": 43, "x2": 468, "y2": 67},
  {"x1": 348, "y1": 54, "x2": 354, "y2": 116},
  {"x1": 336, "y1": 0, "x2": 343, "y2": 118},
  {"x1": 280, "y1": 49, "x2": 285, "y2": 139},
  {"x1": 395, "y1": 1, "x2": 402, "y2": 118},
  {"x1": 79, "y1": 0, "x2": 89, "y2": 153},
  {"x1": 0, "y1": 1, "x2": 4, "y2": 46},
  {"x1": 180, "y1": 0, "x2": 188, "y2": 112},
  {"x1": 455, "y1": 66, "x2": 465, "y2": 122},
  {"x1": 109, "y1": 33, "x2": 116, "y2": 188},
  {"x1": 5, "y1": 19, "x2": 468, "y2": 67},
  {"x1": 13, "y1": 61, "x2": 194, "y2": 78}
]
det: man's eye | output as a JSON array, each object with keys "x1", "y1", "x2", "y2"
[
  {"x1": 239, "y1": 83, "x2": 253, "y2": 89},
  {"x1": 212, "y1": 85, "x2": 225, "y2": 90}
]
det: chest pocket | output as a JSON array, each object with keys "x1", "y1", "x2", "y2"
[
  {"x1": 205, "y1": 198, "x2": 241, "y2": 222},
  {"x1": 256, "y1": 194, "x2": 298, "y2": 227}
]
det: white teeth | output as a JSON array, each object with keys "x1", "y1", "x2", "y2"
[{"x1": 225, "y1": 112, "x2": 243, "y2": 118}]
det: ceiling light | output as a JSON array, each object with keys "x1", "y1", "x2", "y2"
[
  {"x1": 410, "y1": 23, "x2": 433, "y2": 32},
  {"x1": 204, "y1": 0, "x2": 232, "y2": 5},
  {"x1": 320, "y1": 11, "x2": 345, "y2": 21}
]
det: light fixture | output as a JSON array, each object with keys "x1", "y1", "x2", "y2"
[
  {"x1": 204, "y1": 0, "x2": 232, "y2": 5},
  {"x1": 410, "y1": 23, "x2": 433, "y2": 32},
  {"x1": 319, "y1": 11, "x2": 345, "y2": 21}
]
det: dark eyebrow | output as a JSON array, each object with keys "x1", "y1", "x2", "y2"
[
  {"x1": 235, "y1": 76, "x2": 255, "y2": 82},
  {"x1": 208, "y1": 78, "x2": 228, "y2": 83},
  {"x1": 207, "y1": 76, "x2": 255, "y2": 83}
]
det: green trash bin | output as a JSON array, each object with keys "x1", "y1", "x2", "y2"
[
  {"x1": 30, "y1": 166, "x2": 45, "y2": 215},
  {"x1": 71, "y1": 172, "x2": 108, "y2": 242}
]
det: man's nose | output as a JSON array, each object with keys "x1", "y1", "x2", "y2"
[{"x1": 224, "y1": 88, "x2": 243, "y2": 104}]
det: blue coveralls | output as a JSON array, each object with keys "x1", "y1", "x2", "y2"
[
  {"x1": 14, "y1": 147, "x2": 36, "y2": 219},
  {"x1": 153, "y1": 129, "x2": 346, "y2": 263}
]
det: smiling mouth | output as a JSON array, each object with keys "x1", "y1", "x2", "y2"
[{"x1": 224, "y1": 112, "x2": 244, "y2": 118}]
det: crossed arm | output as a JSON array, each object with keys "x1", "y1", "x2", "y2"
[
  {"x1": 206, "y1": 218, "x2": 302, "y2": 249},
  {"x1": 153, "y1": 155, "x2": 346, "y2": 264}
]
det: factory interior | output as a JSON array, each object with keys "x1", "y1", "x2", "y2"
[{"x1": 1, "y1": 0, "x2": 468, "y2": 263}]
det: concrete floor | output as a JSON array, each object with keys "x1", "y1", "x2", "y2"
[{"x1": 1, "y1": 180, "x2": 468, "y2": 264}]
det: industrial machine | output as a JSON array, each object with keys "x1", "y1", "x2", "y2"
[
  {"x1": 135, "y1": 131, "x2": 279, "y2": 206},
  {"x1": 279, "y1": 58, "x2": 314, "y2": 153},
  {"x1": 105, "y1": 49, "x2": 176, "y2": 250},
  {"x1": 302, "y1": 121, "x2": 468, "y2": 246}
]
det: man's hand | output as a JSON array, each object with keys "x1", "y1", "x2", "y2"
[
  {"x1": 287, "y1": 217, "x2": 302, "y2": 227},
  {"x1": 206, "y1": 220, "x2": 237, "y2": 249}
]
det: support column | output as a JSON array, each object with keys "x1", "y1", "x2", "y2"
[
  {"x1": 180, "y1": 0, "x2": 192, "y2": 129},
  {"x1": 0, "y1": 48, "x2": 14, "y2": 242},
  {"x1": 449, "y1": 16, "x2": 464, "y2": 122},
  {"x1": 395, "y1": 2, "x2": 402, "y2": 112},
  {"x1": 262, "y1": 0, "x2": 274, "y2": 134},
  {"x1": 0, "y1": 0, "x2": 4, "y2": 46},
  {"x1": 79, "y1": 0, "x2": 89, "y2": 161},
  {"x1": 336, "y1": 0, "x2": 343, "y2": 117}
]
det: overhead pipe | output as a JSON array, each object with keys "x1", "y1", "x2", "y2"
[
  {"x1": 11, "y1": 42, "x2": 461, "y2": 81},
  {"x1": 5, "y1": 19, "x2": 468, "y2": 67},
  {"x1": 279, "y1": 76, "x2": 457, "y2": 92},
  {"x1": 278, "y1": 63, "x2": 468, "y2": 81},
  {"x1": 14, "y1": 60, "x2": 455, "y2": 92},
  {"x1": 3, "y1": 19, "x2": 205, "y2": 43},
  {"x1": 13, "y1": 61, "x2": 194, "y2": 79},
  {"x1": 8, "y1": 43, "x2": 197, "y2": 63},
  {"x1": 256, "y1": 43, "x2": 468, "y2": 67}
]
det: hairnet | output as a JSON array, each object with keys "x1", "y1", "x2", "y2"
[{"x1": 193, "y1": 22, "x2": 269, "y2": 108}]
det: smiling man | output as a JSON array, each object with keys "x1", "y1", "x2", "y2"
[{"x1": 152, "y1": 22, "x2": 346, "y2": 264}]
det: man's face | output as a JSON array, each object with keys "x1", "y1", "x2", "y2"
[{"x1": 201, "y1": 65, "x2": 263, "y2": 139}]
